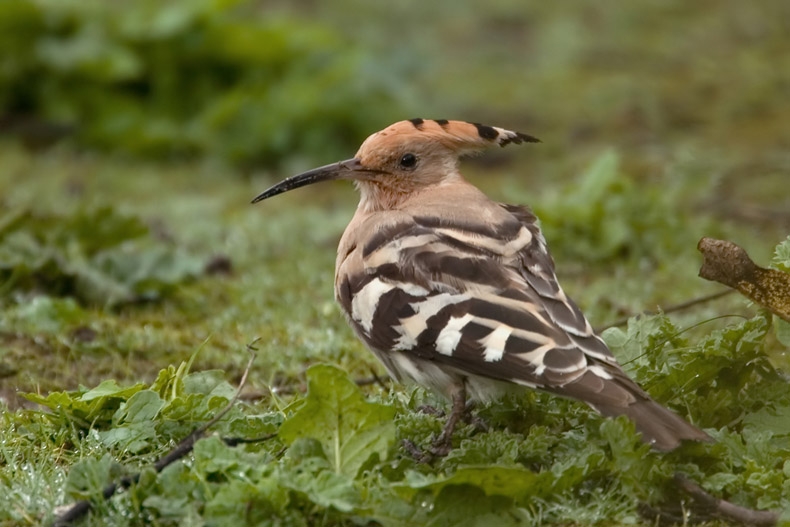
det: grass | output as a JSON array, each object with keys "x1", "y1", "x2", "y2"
[{"x1": 1, "y1": 0, "x2": 790, "y2": 525}]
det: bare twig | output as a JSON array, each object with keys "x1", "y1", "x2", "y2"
[
  {"x1": 368, "y1": 367, "x2": 389, "y2": 391},
  {"x1": 223, "y1": 433, "x2": 277, "y2": 446},
  {"x1": 674, "y1": 473, "x2": 779, "y2": 526},
  {"x1": 595, "y1": 289, "x2": 734, "y2": 332},
  {"x1": 639, "y1": 474, "x2": 780, "y2": 526},
  {"x1": 53, "y1": 347, "x2": 258, "y2": 527}
]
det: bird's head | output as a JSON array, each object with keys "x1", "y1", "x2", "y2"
[{"x1": 252, "y1": 119, "x2": 538, "y2": 210}]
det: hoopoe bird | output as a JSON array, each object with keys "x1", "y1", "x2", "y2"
[{"x1": 253, "y1": 118, "x2": 710, "y2": 454}]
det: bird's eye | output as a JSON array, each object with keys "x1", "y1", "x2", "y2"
[{"x1": 399, "y1": 153, "x2": 417, "y2": 169}]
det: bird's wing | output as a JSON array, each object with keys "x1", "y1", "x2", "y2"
[{"x1": 337, "y1": 204, "x2": 647, "y2": 409}]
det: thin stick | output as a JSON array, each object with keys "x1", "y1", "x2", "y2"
[
  {"x1": 368, "y1": 367, "x2": 389, "y2": 391},
  {"x1": 595, "y1": 289, "x2": 734, "y2": 332},
  {"x1": 674, "y1": 473, "x2": 779, "y2": 526},
  {"x1": 53, "y1": 347, "x2": 258, "y2": 527}
]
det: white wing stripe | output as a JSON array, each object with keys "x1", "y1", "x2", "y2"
[
  {"x1": 393, "y1": 292, "x2": 470, "y2": 350},
  {"x1": 516, "y1": 343, "x2": 556, "y2": 376},
  {"x1": 479, "y1": 325, "x2": 512, "y2": 362},
  {"x1": 588, "y1": 364, "x2": 613, "y2": 380},
  {"x1": 365, "y1": 233, "x2": 439, "y2": 267},
  {"x1": 436, "y1": 313, "x2": 474, "y2": 356},
  {"x1": 351, "y1": 278, "x2": 394, "y2": 333},
  {"x1": 434, "y1": 226, "x2": 532, "y2": 255},
  {"x1": 518, "y1": 344, "x2": 585, "y2": 375}
]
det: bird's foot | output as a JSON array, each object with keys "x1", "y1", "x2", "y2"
[
  {"x1": 466, "y1": 413, "x2": 489, "y2": 434},
  {"x1": 458, "y1": 401, "x2": 489, "y2": 433},
  {"x1": 417, "y1": 404, "x2": 446, "y2": 417},
  {"x1": 401, "y1": 432, "x2": 455, "y2": 464},
  {"x1": 428, "y1": 430, "x2": 454, "y2": 457},
  {"x1": 402, "y1": 439, "x2": 434, "y2": 464}
]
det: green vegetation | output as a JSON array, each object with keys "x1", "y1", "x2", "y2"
[
  {"x1": 1, "y1": 0, "x2": 789, "y2": 525},
  {"x1": 0, "y1": 0, "x2": 407, "y2": 166}
]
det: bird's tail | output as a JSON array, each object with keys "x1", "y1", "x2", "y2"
[{"x1": 593, "y1": 398, "x2": 711, "y2": 451}]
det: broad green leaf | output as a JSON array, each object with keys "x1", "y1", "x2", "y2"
[
  {"x1": 139, "y1": 464, "x2": 202, "y2": 520},
  {"x1": 575, "y1": 150, "x2": 620, "y2": 206},
  {"x1": 204, "y1": 479, "x2": 291, "y2": 523},
  {"x1": 93, "y1": 243, "x2": 203, "y2": 300},
  {"x1": 0, "y1": 206, "x2": 202, "y2": 306},
  {"x1": 182, "y1": 370, "x2": 236, "y2": 399},
  {"x1": 65, "y1": 454, "x2": 122, "y2": 500},
  {"x1": 24, "y1": 380, "x2": 146, "y2": 426},
  {"x1": 81, "y1": 380, "x2": 147, "y2": 402},
  {"x1": 773, "y1": 236, "x2": 790, "y2": 272},
  {"x1": 98, "y1": 390, "x2": 166, "y2": 452},
  {"x1": 742, "y1": 403, "x2": 790, "y2": 435},
  {"x1": 280, "y1": 457, "x2": 360, "y2": 512},
  {"x1": 192, "y1": 435, "x2": 274, "y2": 476},
  {"x1": 0, "y1": 296, "x2": 84, "y2": 334},
  {"x1": 775, "y1": 317, "x2": 790, "y2": 348},
  {"x1": 394, "y1": 466, "x2": 547, "y2": 501},
  {"x1": 278, "y1": 364, "x2": 395, "y2": 477},
  {"x1": 365, "y1": 482, "x2": 528, "y2": 526}
]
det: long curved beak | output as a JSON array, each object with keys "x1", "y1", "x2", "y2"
[{"x1": 252, "y1": 158, "x2": 374, "y2": 203}]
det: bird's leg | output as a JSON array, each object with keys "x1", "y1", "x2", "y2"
[
  {"x1": 429, "y1": 383, "x2": 467, "y2": 457},
  {"x1": 403, "y1": 383, "x2": 468, "y2": 463},
  {"x1": 428, "y1": 381, "x2": 466, "y2": 457},
  {"x1": 416, "y1": 405, "x2": 445, "y2": 417}
]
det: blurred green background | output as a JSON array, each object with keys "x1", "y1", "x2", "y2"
[{"x1": 2, "y1": 0, "x2": 789, "y2": 169}]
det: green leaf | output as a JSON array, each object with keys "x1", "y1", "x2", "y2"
[
  {"x1": 65, "y1": 453, "x2": 122, "y2": 501},
  {"x1": 0, "y1": 206, "x2": 202, "y2": 306},
  {"x1": 98, "y1": 390, "x2": 166, "y2": 452},
  {"x1": 182, "y1": 370, "x2": 236, "y2": 399},
  {"x1": 0, "y1": 2, "x2": 408, "y2": 166},
  {"x1": 93, "y1": 243, "x2": 203, "y2": 301},
  {"x1": 575, "y1": 149, "x2": 620, "y2": 205},
  {"x1": 278, "y1": 364, "x2": 396, "y2": 478},
  {"x1": 775, "y1": 317, "x2": 790, "y2": 348},
  {"x1": 192, "y1": 435, "x2": 275, "y2": 478},
  {"x1": 203, "y1": 479, "x2": 291, "y2": 523},
  {"x1": 601, "y1": 314, "x2": 684, "y2": 376},
  {"x1": 280, "y1": 457, "x2": 360, "y2": 512},
  {"x1": 139, "y1": 464, "x2": 202, "y2": 520},
  {"x1": 394, "y1": 465, "x2": 547, "y2": 501},
  {"x1": 772, "y1": 236, "x2": 790, "y2": 272},
  {"x1": 386, "y1": 484, "x2": 535, "y2": 527},
  {"x1": 0, "y1": 296, "x2": 84, "y2": 334},
  {"x1": 25, "y1": 380, "x2": 147, "y2": 427},
  {"x1": 81, "y1": 380, "x2": 146, "y2": 402},
  {"x1": 742, "y1": 403, "x2": 790, "y2": 435}
]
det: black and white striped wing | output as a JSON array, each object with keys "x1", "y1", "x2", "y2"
[{"x1": 336, "y1": 204, "x2": 646, "y2": 409}]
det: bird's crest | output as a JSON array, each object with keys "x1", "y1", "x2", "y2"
[{"x1": 359, "y1": 118, "x2": 540, "y2": 158}]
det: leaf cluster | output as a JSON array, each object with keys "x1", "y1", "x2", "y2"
[
  {"x1": 0, "y1": 205, "x2": 203, "y2": 307},
  {"x1": 604, "y1": 312, "x2": 790, "y2": 512},
  {"x1": 531, "y1": 150, "x2": 710, "y2": 264}
]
